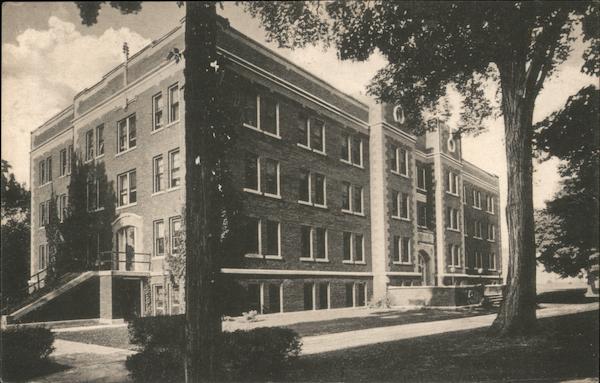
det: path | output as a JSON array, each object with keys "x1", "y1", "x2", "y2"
[{"x1": 29, "y1": 301, "x2": 598, "y2": 382}]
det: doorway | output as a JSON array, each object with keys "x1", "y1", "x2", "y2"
[
  {"x1": 117, "y1": 226, "x2": 135, "y2": 271},
  {"x1": 418, "y1": 251, "x2": 432, "y2": 286}
]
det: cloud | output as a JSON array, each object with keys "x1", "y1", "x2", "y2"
[{"x1": 1, "y1": 16, "x2": 150, "y2": 185}]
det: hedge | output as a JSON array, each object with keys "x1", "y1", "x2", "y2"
[
  {"x1": 1, "y1": 326, "x2": 55, "y2": 380},
  {"x1": 126, "y1": 315, "x2": 302, "y2": 381}
]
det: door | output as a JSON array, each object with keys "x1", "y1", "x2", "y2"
[
  {"x1": 418, "y1": 251, "x2": 430, "y2": 286},
  {"x1": 117, "y1": 226, "x2": 135, "y2": 271}
]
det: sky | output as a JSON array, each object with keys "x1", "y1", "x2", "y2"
[{"x1": 2, "y1": 2, "x2": 596, "y2": 278}]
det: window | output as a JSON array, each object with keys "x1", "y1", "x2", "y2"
[
  {"x1": 474, "y1": 220, "x2": 483, "y2": 238},
  {"x1": 393, "y1": 192, "x2": 410, "y2": 220},
  {"x1": 303, "y1": 283, "x2": 315, "y2": 310},
  {"x1": 475, "y1": 251, "x2": 483, "y2": 269},
  {"x1": 154, "y1": 285, "x2": 165, "y2": 315},
  {"x1": 314, "y1": 173, "x2": 326, "y2": 206},
  {"x1": 462, "y1": 185, "x2": 467, "y2": 204},
  {"x1": 168, "y1": 84, "x2": 180, "y2": 123},
  {"x1": 354, "y1": 234, "x2": 364, "y2": 263},
  {"x1": 299, "y1": 171, "x2": 310, "y2": 203},
  {"x1": 117, "y1": 170, "x2": 136, "y2": 207},
  {"x1": 247, "y1": 283, "x2": 261, "y2": 312},
  {"x1": 489, "y1": 253, "x2": 496, "y2": 270},
  {"x1": 117, "y1": 114, "x2": 136, "y2": 153},
  {"x1": 341, "y1": 134, "x2": 350, "y2": 162},
  {"x1": 486, "y1": 195, "x2": 495, "y2": 213},
  {"x1": 244, "y1": 217, "x2": 259, "y2": 255},
  {"x1": 266, "y1": 283, "x2": 282, "y2": 314},
  {"x1": 47, "y1": 157, "x2": 52, "y2": 182},
  {"x1": 417, "y1": 202, "x2": 428, "y2": 227},
  {"x1": 356, "y1": 283, "x2": 366, "y2": 307},
  {"x1": 315, "y1": 228, "x2": 327, "y2": 260},
  {"x1": 417, "y1": 166, "x2": 427, "y2": 190},
  {"x1": 343, "y1": 232, "x2": 352, "y2": 262},
  {"x1": 169, "y1": 149, "x2": 181, "y2": 189},
  {"x1": 300, "y1": 226, "x2": 312, "y2": 259},
  {"x1": 38, "y1": 244, "x2": 48, "y2": 271},
  {"x1": 345, "y1": 283, "x2": 354, "y2": 307},
  {"x1": 85, "y1": 129, "x2": 94, "y2": 161},
  {"x1": 170, "y1": 216, "x2": 182, "y2": 255},
  {"x1": 473, "y1": 190, "x2": 482, "y2": 209},
  {"x1": 153, "y1": 155, "x2": 164, "y2": 193},
  {"x1": 59, "y1": 194, "x2": 67, "y2": 222},
  {"x1": 343, "y1": 232, "x2": 366, "y2": 263},
  {"x1": 446, "y1": 171, "x2": 459, "y2": 195},
  {"x1": 299, "y1": 115, "x2": 325, "y2": 153},
  {"x1": 318, "y1": 282, "x2": 329, "y2": 310},
  {"x1": 39, "y1": 160, "x2": 46, "y2": 185},
  {"x1": 60, "y1": 149, "x2": 67, "y2": 176},
  {"x1": 264, "y1": 158, "x2": 279, "y2": 196},
  {"x1": 341, "y1": 134, "x2": 363, "y2": 167},
  {"x1": 152, "y1": 93, "x2": 163, "y2": 130},
  {"x1": 96, "y1": 124, "x2": 104, "y2": 156},
  {"x1": 39, "y1": 201, "x2": 50, "y2": 227},
  {"x1": 244, "y1": 153, "x2": 259, "y2": 192},
  {"x1": 394, "y1": 236, "x2": 411, "y2": 264},
  {"x1": 264, "y1": 220, "x2": 280, "y2": 256},
  {"x1": 446, "y1": 208, "x2": 460, "y2": 230},
  {"x1": 342, "y1": 183, "x2": 363, "y2": 214},
  {"x1": 487, "y1": 224, "x2": 496, "y2": 241},
  {"x1": 170, "y1": 285, "x2": 181, "y2": 315},
  {"x1": 448, "y1": 245, "x2": 461, "y2": 267},
  {"x1": 67, "y1": 145, "x2": 73, "y2": 175},
  {"x1": 153, "y1": 220, "x2": 165, "y2": 257},
  {"x1": 242, "y1": 90, "x2": 279, "y2": 136},
  {"x1": 392, "y1": 147, "x2": 408, "y2": 176},
  {"x1": 87, "y1": 176, "x2": 99, "y2": 211}
]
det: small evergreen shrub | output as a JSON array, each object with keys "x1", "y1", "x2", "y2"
[
  {"x1": 1, "y1": 326, "x2": 55, "y2": 380},
  {"x1": 126, "y1": 315, "x2": 302, "y2": 382}
]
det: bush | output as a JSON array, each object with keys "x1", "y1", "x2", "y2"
[
  {"x1": 1, "y1": 326, "x2": 55, "y2": 380},
  {"x1": 126, "y1": 316, "x2": 302, "y2": 382}
]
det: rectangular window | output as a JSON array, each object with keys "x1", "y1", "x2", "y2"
[
  {"x1": 96, "y1": 124, "x2": 104, "y2": 156},
  {"x1": 168, "y1": 84, "x2": 179, "y2": 123},
  {"x1": 266, "y1": 284, "x2": 282, "y2": 314},
  {"x1": 170, "y1": 216, "x2": 182, "y2": 255},
  {"x1": 169, "y1": 149, "x2": 181, "y2": 188},
  {"x1": 394, "y1": 236, "x2": 411, "y2": 264},
  {"x1": 39, "y1": 201, "x2": 47, "y2": 227},
  {"x1": 299, "y1": 170, "x2": 310, "y2": 203},
  {"x1": 401, "y1": 193, "x2": 409, "y2": 219},
  {"x1": 475, "y1": 251, "x2": 483, "y2": 269},
  {"x1": 59, "y1": 194, "x2": 67, "y2": 222},
  {"x1": 417, "y1": 202, "x2": 427, "y2": 227},
  {"x1": 447, "y1": 208, "x2": 459, "y2": 230},
  {"x1": 153, "y1": 155, "x2": 164, "y2": 193},
  {"x1": 473, "y1": 190, "x2": 481, "y2": 208},
  {"x1": 449, "y1": 245, "x2": 461, "y2": 267},
  {"x1": 486, "y1": 195, "x2": 495, "y2": 213},
  {"x1": 153, "y1": 220, "x2": 165, "y2": 257},
  {"x1": 310, "y1": 118, "x2": 325, "y2": 153},
  {"x1": 170, "y1": 285, "x2": 181, "y2": 315},
  {"x1": 488, "y1": 224, "x2": 496, "y2": 241},
  {"x1": 247, "y1": 283, "x2": 261, "y2": 313},
  {"x1": 341, "y1": 133, "x2": 350, "y2": 162},
  {"x1": 67, "y1": 145, "x2": 73, "y2": 175},
  {"x1": 264, "y1": 220, "x2": 280, "y2": 257},
  {"x1": 354, "y1": 234, "x2": 364, "y2": 263},
  {"x1": 315, "y1": 228, "x2": 327, "y2": 260},
  {"x1": 303, "y1": 283, "x2": 314, "y2": 310},
  {"x1": 353, "y1": 186, "x2": 363, "y2": 214},
  {"x1": 342, "y1": 182, "x2": 351, "y2": 211},
  {"x1": 298, "y1": 113, "x2": 309, "y2": 147},
  {"x1": 489, "y1": 253, "x2": 496, "y2": 270},
  {"x1": 60, "y1": 149, "x2": 67, "y2": 176},
  {"x1": 345, "y1": 283, "x2": 354, "y2": 307},
  {"x1": 260, "y1": 94, "x2": 278, "y2": 136},
  {"x1": 154, "y1": 285, "x2": 165, "y2": 315},
  {"x1": 474, "y1": 220, "x2": 483, "y2": 238},
  {"x1": 264, "y1": 158, "x2": 279, "y2": 196},
  {"x1": 343, "y1": 232, "x2": 352, "y2": 262},
  {"x1": 244, "y1": 153, "x2": 259, "y2": 192},
  {"x1": 351, "y1": 136, "x2": 362, "y2": 166},
  {"x1": 85, "y1": 129, "x2": 94, "y2": 161},
  {"x1": 417, "y1": 166, "x2": 427, "y2": 190},
  {"x1": 117, "y1": 114, "x2": 136, "y2": 153},
  {"x1": 392, "y1": 147, "x2": 408, "y2": 175},
  {"x1": 117, "y1": 170, "x2": 136, "y2": 207},
  {"x1": 318, "y1": 282, "x2": 329, "y2": 310},
  {"x1": 152, "y1": 93, "x2": 163, "y2": 130},
  {"x1": 39, "y1": 160, "x2": 46, "y2": 185},
  {"x1": 463, "y1": 185, "x2": 467, "y2": 204},
  {"x1": 300, "y1": 226, "x2": 312, "y2": 259},
  {"x1": 356, "y1": 283, "x2": 366, "y2": 307},
  {"x1": 38, "y1": 245, "x2": 47, "y2": 271},
  {"x1": 447, "y1": 171, "x2": 459, "y2": 195},
  {"x1": 314, "y1": 173, "x2": 326, "y2": 206},
  {"x1": 244, "y1": 217, "x2": 260, "y2": 255},
  {"x1": 392, "y1": 191, "x2": 400, "y2": 217}
]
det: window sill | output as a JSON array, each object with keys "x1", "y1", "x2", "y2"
[
  {"x1": 340, "y1": 159, "x2": 364, "y2": 169},
  {"x1": 342, "y1": 260, "x2": 354, "y2": 264},
  {"x1": 298, "y1": 200, "x2": 312, "y2": 206},
  {"x1": 353, "y1": 261, "x2": 366, "y2": 265},
  {"x1": 300, "y1": 257, "x2": 315, "y2": 262},
  {"x1": 315, "y1": 258, "x2": 329, "y2": 263},
  {"x1": 153, "y1": 255, "x2": 166, "y2": 260},
  {"x1": 88, "y1": 207, "x2": 105, "y2": 213},
  {"x1": 446, "y1": 191, "x2": 460, "y2": 197},
  {"x1": 342, "y1": 209, "x2": 365, "y2": 217},
  {"x1": 263, "y1": 192, "x2": 282, "y2": 200},
  {"x1": 392, "y1": 216, "x2": 411, "y2": 222},
  {"x1": 243, "y1": 123, "x2": 281, "y2": 139},
  {"x1": 115, "y1": 147, "x2": 137, "y2": 158},
  {"x1": 393, "y1": 261, "x2": 413, "y2": 265},
  {"x1": 473, "y1": 236, "x2": 483, "y2": 240},
  {"x1": 313, "y1": 203, "x2": 328, "y2": 209},
  {"x1": 166, "y1": 119, "x2": 180, "y2": 128},
  {"x1": 446, "y1": 228, "x2": 461, "y2": 233},
  {"x1": 473, "y1": 206, "x2": 482, "y2": 210},
  {"x1": 416, "y1": 187, "x2": 427, "y2": 193},
  {"x1": 486, "y1": 211, "x2": 495, "y2": 215},
  {"x1": 244, "y1": 253, "x2": 263, "y2": 259},
  {"x1": 116, "y1": 202, "x2": 137, "y2": 210},
  {"x1": 95, "y1": 154, "x2": 105, "y2": 160},
  {"x1": 264, "y1": 255, "x2": 283, "y2": 260},
  {"x1": 296, "y1": 143, "x2": 326, "y2": 156},
  {"x1": 487, "y1": 239, "x2": 496, "y2": 243},
  {"x1": 38, "y1": 182, "x2": 52, "y2": 188},
  {"x1": 151, "y1": 127, "x2": 165, "y2": 135},
  {"x1": 152, "y1": 190, "x2": 166, "y2": 197}
]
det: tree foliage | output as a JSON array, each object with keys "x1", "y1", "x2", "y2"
[{"x1": 534, "y1": 86, "x2": 599, "y2": 277}]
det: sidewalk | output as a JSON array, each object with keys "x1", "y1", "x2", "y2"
[{"x1": 31, "y1": 301, "x2": 598, "y2": 382}]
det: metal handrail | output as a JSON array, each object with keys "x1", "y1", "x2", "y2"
[{"x1": 96, "y1": 251, "x2": 152, "y2": 271}]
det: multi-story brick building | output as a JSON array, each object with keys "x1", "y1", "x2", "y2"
[{"x1": 28, "y1": 19, "x2": 502, "y2": 322}]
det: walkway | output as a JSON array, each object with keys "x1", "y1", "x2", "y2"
[{"x1": 30, "y1": 301, "x2": 598, "y2": 382}]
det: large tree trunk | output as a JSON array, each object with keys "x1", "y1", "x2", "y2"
[
  {"x1": 491, "y1": 66, "x2": 538, "y2": 336},
  {"x1": 184, "y1": 3, "x2": 222, "y2": 381}
]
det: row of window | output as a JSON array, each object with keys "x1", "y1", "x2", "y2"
[
  {"x1": 244, "y1": 153, "x2": 365, "y2": 215},
  {"x1": 447, "y1": 245, "x2": 497, "y2": 270},
  {"x1": 243, "y1": 218, "x2": 367, "y2": 264},
  {"x1": 464, "y1": 187, "x2": 495, "y2": 213},
  {"x1": 152, "y1": 216, "x2": 182, "y2": 257},
  {"x1": 466, "y1": 219, "x2": 496, "y2": 241},
  {"x1": 38, "y1": 145, "x2": 74, "y2": 186}
]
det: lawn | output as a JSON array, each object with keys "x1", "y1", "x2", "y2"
[
  {"x1": 54, "y1": 326, "x2": 133, "y2": 350},
  {"x1": 284, "y1": 310, "x2": 599, "y2": 382}
]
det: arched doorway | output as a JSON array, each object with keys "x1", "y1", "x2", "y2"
[{"x1": 418, "y1": 251, "x2": 432, "y2": 286}]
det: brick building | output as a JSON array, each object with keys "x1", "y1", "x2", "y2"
[{"x1": 28, "y1": 19, "x2": 502, "y2": 321}]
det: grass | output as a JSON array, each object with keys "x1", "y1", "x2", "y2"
[
  {"x1": 284, "y1": 310, "x2": 599, "y2": 382},
  {"x1": 54, "y1": 327, "x2": 133, "y2": 350}
]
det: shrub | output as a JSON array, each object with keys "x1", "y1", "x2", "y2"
[
  {"x1": 1, "y1": 326, "x2": 55, "y2": 380},
  {"x1": 126, "y1": 316, "x2": 302, "y2": 382},
  {"x1": 242, "y1": 309, "x2": 259, "y2": 322},
  {"x1": 368, "y1": 293, "x2": 392, "y2": 309}
]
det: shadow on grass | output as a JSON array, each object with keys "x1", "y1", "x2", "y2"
[
  {"x1": 285, "y1": 311, "x2": 599, "y2": 382},
  {"x1": 1, "y1": 360, "x2": 71, "y2": 382},
  {"x1": 537, "y1": 288, "x2": 597, "y2": 304}
]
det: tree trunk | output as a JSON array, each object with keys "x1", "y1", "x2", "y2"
[
  {"x1": 184, "y1": 3, "x2": 223, "y2": 381},
  {"x1": 491, "y1": 66, "x2": 538, "y2": 336}
]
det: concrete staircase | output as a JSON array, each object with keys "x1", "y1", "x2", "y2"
[
  {"x1": 483, "y1": 293, "x2": 504, "y2": 308},
  {"x1": 2, "y1": 271, "x2": 96, "y2": 325}
]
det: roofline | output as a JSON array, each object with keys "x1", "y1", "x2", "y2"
[
  {"x1": 30, "y1": 105, "x2": 74, "y2": 135},
  {"x1": 462, "y1": 159, "x2": 500, "y2": 179}
]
